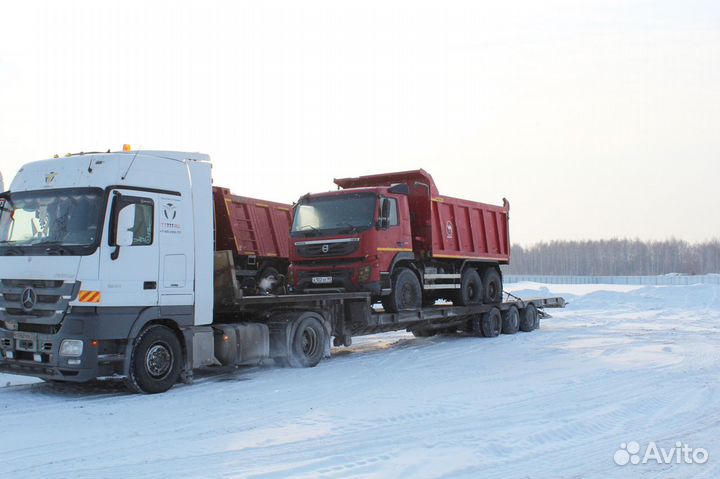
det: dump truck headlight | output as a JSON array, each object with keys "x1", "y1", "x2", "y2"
[
  {"x1": 358, "y1": 265, "x2": 372, "y2": 282},
  {"x1": 60, "y1": 339, "x2": 84, "y2": 357}
]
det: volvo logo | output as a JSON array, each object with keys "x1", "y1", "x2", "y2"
[
  {"x1": 321, "y1": 244, "x2": 329, "y2": 253},
  {"x1": 21, "y1": 287, "x2": 37, "y2": 310}
]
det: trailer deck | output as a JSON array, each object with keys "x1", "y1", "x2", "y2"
[{"x1": 215, "y1": 291, "x2": 566, "y2": 338}]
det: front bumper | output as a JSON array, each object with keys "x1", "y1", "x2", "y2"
[
  {"x1": 0, "y1": 314, "x2": 120, "y2": 382},
  {"x1": 293, "y1": 267, "x2": 381, "y2": 294}
]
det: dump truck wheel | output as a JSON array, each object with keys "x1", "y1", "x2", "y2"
[
  {"x1": 502, "y1": 306, "x2": 520, "y2": 334},
  {"x1": 126, "y1": 325, "x2": 182, "y2": 394},
  {"x1": 482, "y1": 268, "x2": 503, "y2": 304},
  {"x1": 481, "y1": 308, "x2": 502, "y2": 337},
  {"x1": 453, "y1": 268, "x2": 483, "y2": 306},
  {"x1": 382, "y1": 267, "x2": 422, "y2": 312},
  {"x1": 520, "y1": 304, "x2": 537, "y2": 332},
  {"x1": 287, "y1": 316, "x2": 326, "y2": 368}
]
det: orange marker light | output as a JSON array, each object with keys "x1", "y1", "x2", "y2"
[{"x1": 122, "y1": 144, "x2": 132, "y2": 152}]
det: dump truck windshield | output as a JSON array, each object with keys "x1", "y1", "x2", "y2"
[
  {"x1": 291, "y1": 193, "x2": 376, "y2": 237},
  {"x1": 0, "y1": 188, "x2": 104, "y2": 255}
]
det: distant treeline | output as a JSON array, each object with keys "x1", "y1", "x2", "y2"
[{"x1": 503, "y1": 239, "x2": 720, "y2": 275}]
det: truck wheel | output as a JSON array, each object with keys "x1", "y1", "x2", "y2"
[
  {"x1": 520, "y1": 304, "x2": 537, "y2": 332},
  {"x1": 502, "y1": 306, "x2": 520, "y2": 334},
  {"x1": 453, "y1": 268, "x2": 483, "y2": 306},
  {"x1": 481, "y1": 308, "x2": 502, "y2": 337},
  {"x1": 482, "y1": 268, "x2": 503, "y2": 304},
  {"x1": 287, "y1": 316, "x2": 326, "y2": 368},
  {"x1": 126, "y1": 325, "x2": 182, "y2": 394},
  {"x1": 382, "y1": 267, "x2": 422, "y2": 312}
]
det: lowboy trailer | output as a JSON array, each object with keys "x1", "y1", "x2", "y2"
[{"x1": 0, "y1": 149, "x2": 564, "y2": 393}]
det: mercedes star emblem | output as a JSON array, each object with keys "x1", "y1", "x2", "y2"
[{"x1": 21, "y1": 287, "x2": 37, "y2": 310}]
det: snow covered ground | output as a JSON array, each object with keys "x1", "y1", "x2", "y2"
[{"x1": 2, "y1": 283, "x2": 719, "y2": 478}]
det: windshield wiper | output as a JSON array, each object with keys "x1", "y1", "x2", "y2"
[
  {"x1": 0, "y1": 246, "x2": 24, "y2": 256},
  {"x1": 336, "y1": 223, "x2": 360, "y2": 234},
  {"x1": 44, "y1": 245, "x2": 71, "y2": 255}
]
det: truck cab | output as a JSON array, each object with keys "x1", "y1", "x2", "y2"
[
  {"x1": 288, "y1": 185, "x2": 413, "y2": 296},
  {"x1": 0, "y1": 150, "x2": 214, "y2": 390}
]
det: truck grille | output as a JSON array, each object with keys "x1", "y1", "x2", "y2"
[
  {"x1": 0, "y1": 279, "x2": 79, "y2": 324},
  {"x1": 295, "y1": 239, "x2": 360, "y2": 258}
]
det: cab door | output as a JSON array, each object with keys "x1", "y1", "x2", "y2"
[
  {"x1": 376, "y1": 195, "x2": 412, "y2": 271},
  {"x1": 157, "y1": 195, "x2": 194, "y2": 307},
  {"x1": 99, "y1": 189, "x2": 160, "y2": 307}
]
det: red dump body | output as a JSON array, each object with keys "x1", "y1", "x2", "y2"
[
  {"x1": 213, "y1": 187, "x2": 292, "y2": 260},
  {"x1": 334, "y1": 169, "x2": 510, "y2": 263}
]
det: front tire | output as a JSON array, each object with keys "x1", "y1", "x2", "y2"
[
  {"x1": 126, "y1": 325, "x2": 182, "y2": 394},
  {"x1": 382, "y1": 267, "x2": 422, "y2": 313}
]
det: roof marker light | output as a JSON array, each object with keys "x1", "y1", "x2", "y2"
[{"x1": 123, "y1": 144, "x2": 132, "y2": 152}]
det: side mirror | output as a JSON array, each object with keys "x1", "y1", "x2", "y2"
[
  {"x1": 115, "y1": 204, "x2": 136, "y2": 247},
  {"x1": 381, "y1": 198, "x2": 391, "y2": 219}
]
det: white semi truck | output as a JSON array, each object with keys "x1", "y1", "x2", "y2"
[{"x1": 0, "y1": 149, "x2": 564, "y2": 393}]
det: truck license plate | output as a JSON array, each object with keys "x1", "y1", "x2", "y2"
[
  {"x1": 14, "y1": 332, "x2": 37, "y2": 352},
  {"x1": 13, "y1": 331, "x2": 36, "y2": 341},
  {"x1": 311, "y1": 276, "x2": 332, "y2": 284}
]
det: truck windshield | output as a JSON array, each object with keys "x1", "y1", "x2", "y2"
[
  {"x1": 291, "y1": 193, "x2": 376, "y2": 237},
  {"x1": 0, "y1": 188, "x2": 104, "y2": 255}
]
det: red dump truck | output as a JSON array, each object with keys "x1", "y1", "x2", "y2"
[
  {"x1": 288, "y1": 169, "x2": 510, "y2": 312},
  {"x1": 213, "y1": 187, "x2": 292, "y2": 294}
]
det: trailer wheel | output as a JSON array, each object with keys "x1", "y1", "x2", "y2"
[
  {"x1": 481, "y1": 268, "x2": 503, "y2": 304},
  {"x1": 453, "y1": 268, "x2": 483, "y2": 306},
  {"x1": 502, "y1": 306, "x2": 520, "y2": 334},
  {"x1": 126, "y1": 325, "x2": 182, "y2": 394},
  {"x1": 520, "y1": 304, "x2": 537, "y2": 332},
  {"x1": 287, "y1": 316, "x2": 326, "y2": 368},
  {"x1": 382, "y1": 267, "x2": 422, "y2": 312},
  {"x1": 481, "y1": 308, "x2": 502, "y2": 337}
]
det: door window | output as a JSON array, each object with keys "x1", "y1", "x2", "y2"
[
  {"x1": 111, "y1": 196, "x2": 154, "y2": 246},
  {"x1": 387, "y1": 198, "x2": 399, "y2": 226}
]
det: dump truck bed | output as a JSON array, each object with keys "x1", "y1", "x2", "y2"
[{"x1": 213, "y1": 187, "x2": 293, "y2": 259}]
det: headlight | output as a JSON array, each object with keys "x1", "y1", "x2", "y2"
[
  {"x1": 60, "y1": 339, "x2": 84, "y2": 357},
  {"x1": 358, "y1": 265, "x2": 372, "y2": 282}
]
